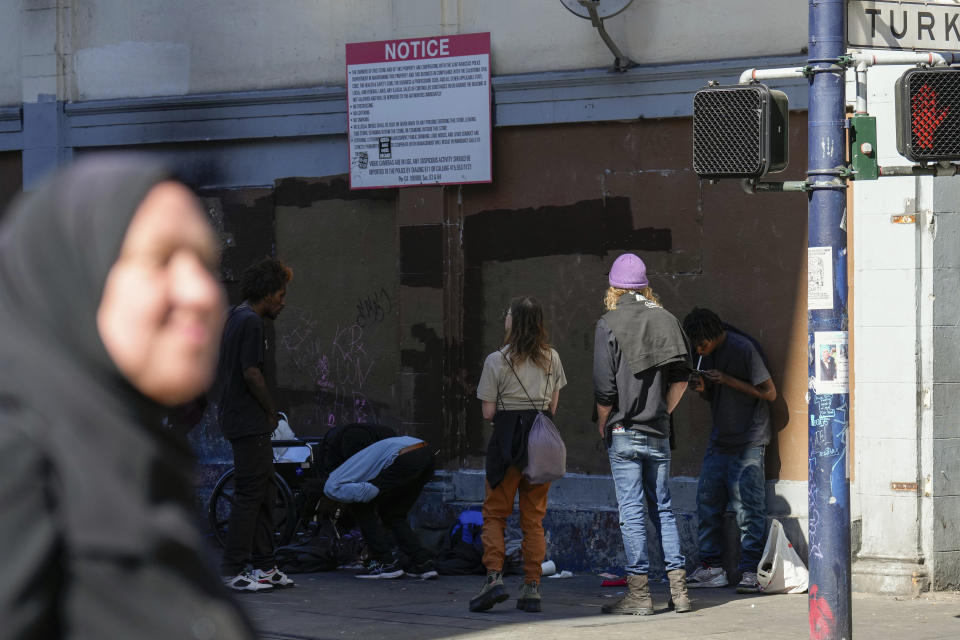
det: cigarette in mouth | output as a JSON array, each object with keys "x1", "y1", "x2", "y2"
[{"x1": 697, "y1": 355, "x2": 702, "y2": 370}]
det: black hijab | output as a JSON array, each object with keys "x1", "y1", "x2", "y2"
[
  {"x1": 0, "y1": 156, "x2": 181, "y2": 550},
  {"x1": 0, "y1": 156, "x2": 252, "y2": 638}
]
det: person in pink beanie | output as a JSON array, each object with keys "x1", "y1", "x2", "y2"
[{"x1": 594, "y1": 253, "x2": 693, "y2": 615}]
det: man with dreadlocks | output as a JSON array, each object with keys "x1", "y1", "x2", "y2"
[{"x1": 682, "y1": 307, "x2": 777, "y2": 595}]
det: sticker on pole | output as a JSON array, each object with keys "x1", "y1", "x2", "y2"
[
  {"x1": 808, "y1": 247, "x2": 834, "y2": 310},
  {"x1": 346, "y1": 33, "x2": 492, "y2": 189},
  {"x1": 814, "y1": 331, "x2": 848, "y2": 395}
]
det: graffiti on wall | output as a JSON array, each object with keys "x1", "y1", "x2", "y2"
[
  {"x1": 280, "y1": 298, "x2": 388, "y2": 429},
  {"x1": 355, "y1": 286, "x2": 392, "y2": 328}
]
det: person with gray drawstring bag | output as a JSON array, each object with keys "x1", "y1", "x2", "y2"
[{"x1": 471, "y1": 296, "x2": 567, "y2": 614}]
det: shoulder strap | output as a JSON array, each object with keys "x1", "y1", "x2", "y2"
[
  {"x1": 494, "y1": 349, "x2": 505, "y2": 412},
  {"x1": 501, "y1": 351, "x2": 541, "y2": 412},
  {"x1": 542, "y1": 352, "x2": 553, "y2": 412}
]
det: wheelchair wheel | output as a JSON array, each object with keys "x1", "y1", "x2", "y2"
[{"x1": 207, "y1": 468, "x2": 298, "y2": 548}]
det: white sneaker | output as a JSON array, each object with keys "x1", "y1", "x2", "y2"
[
  {"x1": 223, "y1": 571, "x2": 273, "y2": 592},
  {"x1": 253, "y1": 567, "x2": 295, "y2": 588},
  {"x1": 686, "y1": 564, "x2": 728, "y2": 588}
]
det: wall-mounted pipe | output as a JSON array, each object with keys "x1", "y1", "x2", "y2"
[
  {"x1": 739, "y1": 67, "x2": 805, "y2": 84},
  {"x1": 880, "y1": 164, "x2": 960, "y2": 177},
  {"x1": 855, "y1": 62, "x2": 868, "y2": 115},
  {"x1": 741, "y1": 179, "x2": 810, "y2": 193},
  {"x1": 850, "y1": 51, "x2": 960, "y2": 67}
]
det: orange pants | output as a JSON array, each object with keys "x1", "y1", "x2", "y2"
[{"x1": 480, "y1": 466, "x2": 550, "y2": 583}]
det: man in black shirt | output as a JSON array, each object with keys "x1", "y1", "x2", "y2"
[
  {"x1": 213, "y1": 258, "x2": 294, "y2": 592},
  {"x1": 682, "y1": 307, "x2": 777, "y2": 595}
]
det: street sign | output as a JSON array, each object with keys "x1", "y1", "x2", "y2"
[{"x1": 849, "y1": 1, "x2": 960, "y2": 51}]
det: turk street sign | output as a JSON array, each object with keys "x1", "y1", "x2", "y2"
[{"x1": 849, "y1": 0, "x2": 960, "y2": 51}]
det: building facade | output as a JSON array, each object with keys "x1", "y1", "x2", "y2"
[{"x1": 2, "y1": 0, "x2": 957, "y2": 592}]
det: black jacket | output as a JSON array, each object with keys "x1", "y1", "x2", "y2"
[{"x1": 0, "y1": 157, "x2": 253, "y2": 639}]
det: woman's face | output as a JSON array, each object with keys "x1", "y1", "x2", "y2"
[{"x1": 97, "y1": 181, "x2": 225, "y2": 405}]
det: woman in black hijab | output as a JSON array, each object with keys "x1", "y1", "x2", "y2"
[{"x1": 0, "y1": 156, "x2": 254, "y2": 639}]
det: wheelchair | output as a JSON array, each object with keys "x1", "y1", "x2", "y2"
[{"x1": 207, "y1": 438, "x2": 326, "y2": 548}]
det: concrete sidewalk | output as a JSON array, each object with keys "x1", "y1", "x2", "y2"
[{"x1": 239, "y1": 571, "x2": 960, "y2": 640}]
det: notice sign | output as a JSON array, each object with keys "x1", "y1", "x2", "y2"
[{"x1": 346, "y1": 32, "x2": 492, "y2": 189}]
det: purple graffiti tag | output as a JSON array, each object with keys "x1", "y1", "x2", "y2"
[{"x1": 317, "y1": 354, "x2": 333, "y2": 389}]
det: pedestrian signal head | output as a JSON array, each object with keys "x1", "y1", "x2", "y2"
[
  {"x1": 692, "y1": 84, "x2": 789, "y2": 179},
  {"x1": 895, "y1": 68, "x2": 960, "y2": 162}
]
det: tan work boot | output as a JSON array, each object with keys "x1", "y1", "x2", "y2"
[
  {"x1": 469, "y1": 570, "x2": 508, "y2": 612},
  {"x1": 516, "y1": 581, "x2": 541, "y2": 612},
  {"x1": 668, "y1": 568, "x2": 693, "y2": 613},
  {"x1": 601, "y1": 573, "x2": 654, "y2": 615}
]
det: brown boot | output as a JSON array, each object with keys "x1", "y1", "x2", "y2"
[
  {"x1": 601, "y1": 574, "x2": 654, "y2": 615},
  {"x1": 667, "y1": 568, "x2": 693, "y2": 613}
]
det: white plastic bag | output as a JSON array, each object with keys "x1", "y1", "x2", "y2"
[
  {"x1": 272, "y1": 412, "x2": 296, "y2": 440},
  {"x1": 271, "y1": 412, "x2": 310, "y2": 463},
  {"x1": 757, "y1": 518, "x2": 809, "y2": 594}
]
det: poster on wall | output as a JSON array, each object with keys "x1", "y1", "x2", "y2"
[
  {"x1": 808, "y1": 246, "x2": 833, "y2": 310},
  {"x1": 346, "y1": 32, "x2": 492, "y2": 189},
  {"x1": 814, "y1": 330, "x2": 848, "y2": 395}
]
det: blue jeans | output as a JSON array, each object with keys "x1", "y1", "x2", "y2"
[
  {"x1": 696, "y1": 445, "x2": 767, "y2": 572},
  {"x1": 607, "y1": 431, "x2": 685, "y2": 575}
]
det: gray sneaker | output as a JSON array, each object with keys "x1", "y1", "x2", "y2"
[
  {"x1": 687, "y1": 564, "x2": 728, "y2": 588},
  {"x1": 736, "y1": 571, "x2": 761, "y2": 594},
  {"x1": 355, "y1": 558, "x2": 404, "y2": 580}
]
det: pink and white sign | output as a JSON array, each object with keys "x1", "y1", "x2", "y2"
[{"x1": 346, "y1": 32, "x2": 491, "y2": 189}]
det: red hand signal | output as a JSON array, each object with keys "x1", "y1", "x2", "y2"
[{"x1": 912, "y1": 84, "x2": 950, "y2": 150}]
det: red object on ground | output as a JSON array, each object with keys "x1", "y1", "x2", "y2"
[{"x1": 601, "y1": 577, "x2": 627, "y2": 587}]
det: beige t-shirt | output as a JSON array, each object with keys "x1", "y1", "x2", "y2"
[{"x1": 477, "y1": 347, "x2": 567, "y2": 411}]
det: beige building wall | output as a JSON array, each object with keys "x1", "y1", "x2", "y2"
[
  {"x1": 59, "y1": 0, "x2": 806, "y2": 100},
  {"x1": 1, "y1": 1, "x2": 22, "y2": 106}
]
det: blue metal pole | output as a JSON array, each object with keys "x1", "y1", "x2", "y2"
[{"x1": 807, "y1": 1, "x2": 852, "y2": 638}]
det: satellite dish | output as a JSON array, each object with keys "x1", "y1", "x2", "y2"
[{"x1": 560, "y1": 0, "x2": 634, "y2": 20}]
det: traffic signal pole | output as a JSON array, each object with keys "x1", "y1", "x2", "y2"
[
  {"x1": 807, "y1": 0, "x2": 852, "y2": 638},
  {"x1": 695, "y1": 4, "x2": 960, "y2": 636}
]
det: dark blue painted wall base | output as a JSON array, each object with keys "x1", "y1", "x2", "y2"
[{"x1": 192, "y1": 457, "x2": 810, "y2": 582}]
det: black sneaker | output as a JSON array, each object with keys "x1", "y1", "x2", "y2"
[
  {"x1": 355, "y1": 558, "x2": 404, "y2": 580},
  {"x1": 405, "y1": 559, "x2": 439, "y2": 580}
]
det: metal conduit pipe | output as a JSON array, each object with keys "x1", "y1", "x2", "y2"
[
  {"x1": 738, "y1": 67, "x2": 805, "y2": 84},
  {"x1": 741, "y1": 179, "x2": 810, "y2": 194},
  {"x1": 850, "y1": 51, "x2": 960, "y2": 67},
  {"x1": 879, "y1": 163, "x2": 960, "y2": 177},
  {"x1": 855, "y1": 61, "x2": 868, "y2": 115}
]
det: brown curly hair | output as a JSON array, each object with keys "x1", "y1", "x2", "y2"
[{"x1": 502, "y1": 296, "x2": 551, "y2": 371}]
